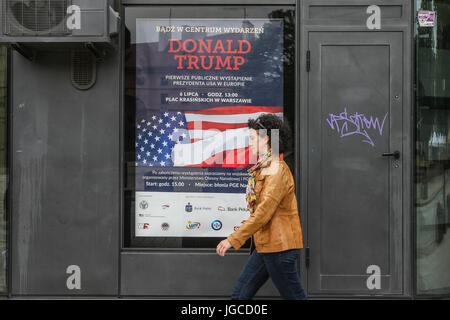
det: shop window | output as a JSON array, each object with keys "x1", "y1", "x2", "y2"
[
  {"x1": 123, "y1": 6, "x2": 296, "y2": 248},
  {"x1": 415, "y1": 0, "x2": 450, "y2": 296},
  {"x1": 0, "y1": 46, "x2": 7, "y2": 293}
]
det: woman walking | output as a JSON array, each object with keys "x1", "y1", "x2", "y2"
[{"x1": 216, "y1": 114, "x2": 307, "y2": 300}]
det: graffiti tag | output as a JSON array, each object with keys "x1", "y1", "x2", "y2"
[{"x1": 326, "y1": 108, "x2": 388, "y2": 147}]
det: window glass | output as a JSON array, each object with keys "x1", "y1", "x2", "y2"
[
  {"x1": 415, "y1": 0, "x2": 450, "y2": 295},
  {"x1": 124, "y1": 6, "x2": 295, "y2": 248},
  {"x1": 0, "y1": 46, "x2": 7, "y2": 292}
]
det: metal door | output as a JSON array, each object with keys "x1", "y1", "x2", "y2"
[{"x1": 307, "y1": 32, "x2": 404, "y2": 295}]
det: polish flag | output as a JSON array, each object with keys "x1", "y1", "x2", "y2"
[{"x1": 172, "y1": 106, "x2": 283, "y2": 167}]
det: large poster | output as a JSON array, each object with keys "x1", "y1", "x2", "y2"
[{"x1": 135, "y1": 18, "x2": 283, "y2": 237}]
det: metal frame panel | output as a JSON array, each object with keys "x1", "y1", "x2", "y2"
[
  {"x1": 120, "y1": 251, "x2": 279, "y2": 297},
  {"x1": 118, "y1": 1, "x2": 297, "y2": 298},
  {"x1": 298, "y1": 0, "x2": 413, "y2": 298},
  {"x1": 122, "y1": 0, "x2": 296, "y2": 4},
  {"x1": 9, "y1": 48, "x2": 120, "y2": 296}
]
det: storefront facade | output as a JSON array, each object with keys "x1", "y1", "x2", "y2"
[{"x1": 0, "y1": 0, "x2": 448, "y2": 299}]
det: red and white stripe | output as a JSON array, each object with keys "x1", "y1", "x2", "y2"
[{"x1": 173, "y1": 106, "x2": 283, "y2": 167}]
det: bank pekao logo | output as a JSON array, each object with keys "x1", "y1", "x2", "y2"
[
  {"x1": 217, "y1": 206, "x2": 225, "y2": 212},
  {"x1": 226, "y1": 206, "x2": 248, "y2": 212},
  {"x1": 139, "y1": 200, "x2": 149, "y2": 210},
  {"x1": 161, "y1": 204, "x2": 170, "y2": 210},
  {"x1": 161, "y1": 223, "x2": 170, "y2": 231},
  {"x1": 186, "y1": 221, "x2": 201, "y2": 230},
  {"x1": 211, "y1": 220, "x2": 223, "y2": 231},
  {"x1": 185, "y1": 202, "x2": 193, "y2": 212}
]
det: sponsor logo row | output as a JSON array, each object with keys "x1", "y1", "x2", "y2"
[
  {"x1": 139, "y1": 200, "x2": 247, "y2": 213},
  {"x1": 137, "y1": 220, "x2": 247, "y2": 232}
]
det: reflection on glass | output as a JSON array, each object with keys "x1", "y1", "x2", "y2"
[
  {"x1": 0, "y1": 46, "x2": 7, "y2": 293},
  {"x1": 124, "y1": 6, "x2": 295, "y2": 248},
  {"x1": 415, "y1": 0, "x2": 450, "y2": 295}
]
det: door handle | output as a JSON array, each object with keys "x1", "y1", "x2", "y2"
[{"x1": 382, "y1": 151, "x2": 400, "y2": 159}]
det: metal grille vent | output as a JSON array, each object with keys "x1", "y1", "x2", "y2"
[
  {"x1": 71, "y1": 50, "x2": 96, "y2": 90},
  {"x1": 4, "y1": 0, "x2": 71, "y2": 36}
]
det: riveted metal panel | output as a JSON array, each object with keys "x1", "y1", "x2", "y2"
[{"x1": 10, "y1": 50, "x2": 120, "y2": 296}]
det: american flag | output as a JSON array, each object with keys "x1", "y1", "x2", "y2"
[
  {"x1": 136, "y1": 111, "x2": 186, "y2": 167},
  {"x1": 136, "y1": 106, "x2": 283, "y2": 167}
]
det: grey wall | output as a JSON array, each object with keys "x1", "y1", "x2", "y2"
[
  {"x1": 10, "y1": 49, "x2": 120, "y2": 295},
  {"x1": 6, "y1": 0, "x2": 414, "y2": 298}
]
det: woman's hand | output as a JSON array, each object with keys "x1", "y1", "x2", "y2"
[{"x1": 216, "y1": 239, "x2": 232, "y2": 257}]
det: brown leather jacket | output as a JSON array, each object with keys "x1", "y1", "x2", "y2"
[{"x1": 227, "y1": 158, "x2": 303, "y2": 253}]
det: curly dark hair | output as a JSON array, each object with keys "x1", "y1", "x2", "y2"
[{"x1": 248, "y1": 114, "x2": 293, "y2": 154}]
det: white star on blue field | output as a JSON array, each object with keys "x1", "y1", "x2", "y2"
[{"x1": 135, "y1": 111, "x2": 189, "y2": 167}]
